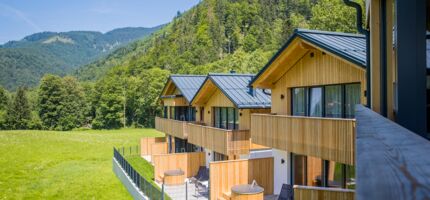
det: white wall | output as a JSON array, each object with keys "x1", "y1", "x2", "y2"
[
  {"x1": 205, "y1": 148, "x2": 213, "y2": 168},
  {"x1": 273, "y1": 149, "x2": 290, "y2": 195},
  {"x1": 249, "y1": 149, "x2": 273, "y2": 159}
]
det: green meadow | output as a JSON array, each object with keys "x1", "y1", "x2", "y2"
[{"x1": 0, "y1": 128, "x2": 163, "y2": 200}]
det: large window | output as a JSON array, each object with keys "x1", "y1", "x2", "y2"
[
  {"x1": 345, "y1": 84, "x2": 361, "y2": 118},
  {"x1": 325, "y1": 85, "x2": 343, "y2": 118},
  {"x1": 309, "y1": 87, "x2": 323, "y2": 117},
  {"x1": 172, "y1": 106, "x2": 196, "y2": 121},
  {"x1": 291, "y1": 153, "x2": 355, "y2": 189},
  {"x1": 291, "y1": 83, "x2": 361, "y2": 118},
  {"x1": 163, "y1": 106, "x2": 168, "y2": 118},
  {"x1": 213, "y1": 107, "x2": 239, "y2": 130},
  {"x1": 292, "y1": 88, "x2": 307, "y2": 116}
]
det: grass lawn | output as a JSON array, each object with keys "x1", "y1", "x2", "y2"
[{"x1": 0, "y1": 128, "x2": 164, "y2": 200}]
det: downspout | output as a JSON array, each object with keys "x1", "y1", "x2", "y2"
[{"x1": 343, "y1": 0, "x2": 371, "y2": 108}]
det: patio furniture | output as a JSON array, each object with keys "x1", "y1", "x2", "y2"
[
  {"x1": 163, "y1": 169, "x2": 185, "y2": 185},
  {"x1": 194, "y1": 180, "x2": 209, "y2": 198},
  {"x1": 190, "y1": 166, "x2": 209, "y2": 184},
  {"x1": 277, "y1": 184, "x2": 293, "y2": 200}
]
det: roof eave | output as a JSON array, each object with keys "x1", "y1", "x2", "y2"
[{"x1": 237, "y1": 104, "x2": 272, "y2": 109}]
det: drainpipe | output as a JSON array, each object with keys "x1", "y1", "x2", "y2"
[{"x1": 343, "y1": 0, "x2": 371, "y2": 108}]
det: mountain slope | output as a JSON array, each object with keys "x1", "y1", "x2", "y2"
[
  {"x1": 0, "y1": 26, "x2": 163, "y2": 90},
  {"x1": 76, "y1": 0, "x2": 358, "y2": 81}
]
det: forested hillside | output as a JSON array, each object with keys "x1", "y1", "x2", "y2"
[
  {"x1": 77, "y1": 0, "x2": 359, "y2": 80},
  {"x1": 0, "y1": 0, "x2": 363, "y2": 131},
  {"x1": 0, "y1": 26, "x2": 163, "y2": 90}
]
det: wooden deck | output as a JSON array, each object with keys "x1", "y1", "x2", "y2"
[
  {"x1": 187, "y1": 123, "x2": 251, "y2": 156},
  {"x1": 155, "y1": 117, "x2": 189, "y2": 139},
  {"x1": 251, "y1": 114, "x2": 355, "y2": 165}
]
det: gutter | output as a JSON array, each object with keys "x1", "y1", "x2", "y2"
[{"x1": 343, "y1": 0, "x2": 371, "y2": 108}]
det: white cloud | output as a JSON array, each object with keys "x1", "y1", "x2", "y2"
[{"x1": 0, "y1": 3, "x2": 42, "y2": 32}]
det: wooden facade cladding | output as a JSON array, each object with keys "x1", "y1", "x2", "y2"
[
  {"x1": 209, "y1": 158, "x2": 274, "y2": 200},
  {"x1": 155, "y1": 117, "x2": 189, "y2": 139},
  {"x1": 251, "y1": 114, "x2": 355, "y2": 165},
  {"x1": 153, "y1": 152, "x2": 205, "y2": 183},
  {"x1": 161, "y1": 97, "x2": 188, "y2": 107},
  {"x1": 187, "y1": 123, "x2": 250, "y2": 156},
  {"x1": 140, "y1": 137, "x2": 168, "y2": 156},
  {"x1": 271, "y1": 50, "x2": 366, "y2": 115},
  {"x1": 293, "y1": 185, "x2": 355, "y2": 200}
]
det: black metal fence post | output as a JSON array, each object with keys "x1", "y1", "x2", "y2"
[
  {"x1": 161, "y1": 182, "x2": 165, "y2": 200},
  {"x1": 185, "y1": 181, "x2": 188, "y2": 200},
  {"x1": 114, "y1": 146, "x2": 168, "y2": 200}
]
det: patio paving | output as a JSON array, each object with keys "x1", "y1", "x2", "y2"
[{"x1": 156, "y1": 180, "x2": 209, "y2": 200}]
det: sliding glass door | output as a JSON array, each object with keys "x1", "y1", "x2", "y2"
[
  {"x1": 309, "y1": 87, "x2": 323, "y2": 117},
  {"x1": 213, "y1": 107, "x2": 239, "y2": 130},
  {"x1": 292, "y1": 88, "x2": 307, "y2": 116},
  {"x1": 345, "y1": 84, "x2": 361, "y2": 118},
  {"x1": 325, "y1": 85, "x2": 343, "y2": 118},
  {"x1": 291, "y1": 153, "x2": 355, "y2": 189}
]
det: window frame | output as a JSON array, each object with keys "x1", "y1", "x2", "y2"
[
  {"x1": 290, "y1": 82, "x2": 361, "y2": 118},
  {"x1": 213, "y1": 106, "x2": 238, "y2": 130}
]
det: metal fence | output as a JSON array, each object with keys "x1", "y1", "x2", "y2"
[{"x1": 114, "y1": 147, "x2": 168, "y2": 200}]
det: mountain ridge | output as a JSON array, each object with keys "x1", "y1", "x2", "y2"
[{"x1": 0, "y1": 25, "x2": 164, "y2": 90}]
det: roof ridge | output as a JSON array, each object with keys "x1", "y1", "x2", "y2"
[
  {"x1": 295, "y1": 28, "x2": 365, "y2": 38},
  {"x1": 170, "y1": 74, "x2": 206, "y2": 77},
  {"x1": 208, "y1": 73, "x2": 255, "y2": 76}
]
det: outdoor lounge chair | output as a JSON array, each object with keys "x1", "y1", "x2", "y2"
[
  {"x1": 278, "y1": 184, "x2": 293, "y2": 200},
  {"x1": 190, "y1": 166, "x2": 209, "y2": 183}
]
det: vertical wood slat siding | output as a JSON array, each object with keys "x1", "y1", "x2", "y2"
[
  {"x1": 187, "y1": 123, "x2": 251, "y2": 156},
  {"x1": 162, "y1": 97, "x2": 188, "y2": 106},
  {"x1": 293, "y1": 186, "x2": 355, "y2": 200},
  {"x1": 251, "y1": 114, "x2": 355, "y2": 165},
  {"x1": 155, "y1": 117, "x2": 189, "y2": 139},
  {"x1": 140, "y1": 137, "x2": 167, "y2": 156},
  {"x1": 271, "y1": 50, "x2": 366, "y2": 115},
  {"x1": 153, "y1": 152, "x2": 205, "y2": 183},
  {"x1": 209, "y1": 158, "x2": 274, "y2": 200}
]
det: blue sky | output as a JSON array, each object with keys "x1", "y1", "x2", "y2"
[{"x1": 0, "y1": 0, "x2": 200, "y2": 44}]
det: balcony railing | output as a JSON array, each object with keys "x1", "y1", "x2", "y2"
[
  {"x1": 155, "y1": 117, "x2": 189, "y2": 139},
  {"x1": 251, "y1": 114, "x2": 355, "y2": 165},
  {"x1": 355, "y1": 105, "x2": 430, "y2": 199},
  {"x1": 187, "y1": 123, "x2": 251, "y2": 156}
]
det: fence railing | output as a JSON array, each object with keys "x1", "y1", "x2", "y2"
[{"x1": 114, "y1": 147, "x2": 168, "y2": 200}]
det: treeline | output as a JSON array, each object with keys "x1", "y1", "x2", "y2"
[
  {"x1": 77, "y1": 0, "x2": 359, "y2": 80},
  {"x1": 0, "y1": 67, "x2": 169, "y2": 130},
  {"x1": 0, "y1": 0, "x2": 362, "y2": 131}
]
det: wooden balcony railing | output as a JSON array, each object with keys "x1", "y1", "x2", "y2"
[
  {"x1": 355, "y1": 105, "x2": 430, "y2": 199},
  {"x1": 293, "y1": 185, "x2": 354, "y2": 200},
  {"x1": 155, "y1": 117, "x2": 189, "y2": 139},
  {"x1": 251, "y1": 114, "x2": 355, "y2": 165},
  {"x1": 187, "y1": 123, "x2": 251, "y2": 156}
]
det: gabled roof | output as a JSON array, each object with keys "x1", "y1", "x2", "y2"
[
  {"x1": 250, "y1": 29, "x2": 366, "y2": 87},
  {"x1": 298, "y1": 29, "x2": 366, "y2": 66},
  {"x1": 192, "y1": 73, "x2": 271, "y2": 109},
  {"x1": 160, "y1": 75, "x2": 206, "y2": 103}
]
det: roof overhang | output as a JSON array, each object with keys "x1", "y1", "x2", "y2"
[
  {"x1": 160, "y1": 94, "x2": 184, "y2": 99},
  {"x1": 250, "y1": 32, "x2": 366, "y2": 89},
  {"x1": 191, "y1": 76, "x2": 241, "y2": 108},
  {"x1": 159, "y1": 76, "x2": 191, "y2": 104}
]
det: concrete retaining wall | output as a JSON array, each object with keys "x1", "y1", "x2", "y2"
[{"x1": 112, "y1": 158, "x2": 149, "y2": 200}]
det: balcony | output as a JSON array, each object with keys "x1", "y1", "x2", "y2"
[
  {"x1": 251, "y1": 114, "x2": 355, "y2": 165},
  {"x1": 155, "y1": 117, "x2": 189, "y2": 139},
  {"x1": 187, "y1": 123, "x2": 251, "y2": 156}
]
